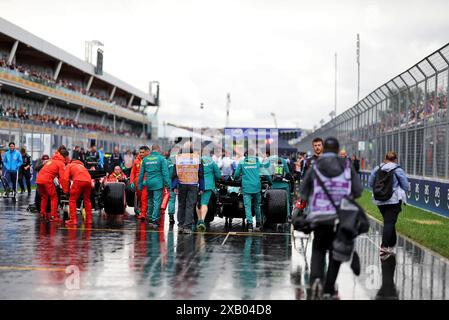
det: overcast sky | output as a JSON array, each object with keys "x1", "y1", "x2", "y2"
[{"x1": 2, "y1": 0, "x2": 449, "y2": 132}]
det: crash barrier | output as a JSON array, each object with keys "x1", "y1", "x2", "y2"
[{"x1": 360, "y1": 171, "x2": 449, "y2": 218}]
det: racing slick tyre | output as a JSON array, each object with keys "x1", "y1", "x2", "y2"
[
  {"x1": 103, "y1": 183, "x2": 126, "y2": 215},
  {"x1": 264, "y1": 189, "x2": 288, "y2": 224},
  {"x1": 125, "y1": 186, "x2": 135, "y2": 207}
]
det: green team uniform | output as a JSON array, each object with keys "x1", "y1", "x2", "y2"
[
  {"x1": 268, "y1": 155, "x2": 291, "y2": 216},
  {"x1": 167, "y1": 155, "x2": 176, "y2": 215},
  {"x1": 200, "y1": 156, "x2": 222, "y2": 206},
  {"x1": 234, "y1": 156, "x2": 264, "y2": 224},
  {"x1": 138, "y1": 151, "x2": 170, "y2": 222}
]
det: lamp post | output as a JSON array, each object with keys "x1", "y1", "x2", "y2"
[{"x1": 270, "y1": 112, "x2": 278, "y2": 128}]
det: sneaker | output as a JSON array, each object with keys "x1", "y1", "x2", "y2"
[
  {"x1": 323, "y1": 293, "x2": 340, "y2": 300},
  {"x1": 247, "y1": 223, "x2": 253, "y2": 232},
  {"x1": 49, "y1": 215, "x2": 62, "y2": 223},
  {"x1": 387, "y1": 247, "x2": 396, "y2": 255},
  {"x1": 169, "y1": 215, "x2": 175, "y2": 225},
  {"x1": 148, "y1": 220, "x2": 154, "y2": 228},
  {"x1": 178, "y1": 227, "x2": 184, "y2": 234},
  {"x1": 197, "y1": 220, "x2": 206, "y2": 232},
  {"x1": 65, "y1": 219, "x2": 77, "y2": 227},
  {"x1": 183, "y1": 228, "x2": 192, "y2": 234},
  {"x1": 254, "y1": 222, "x2": 262, "y2": 232},
  {"x1": 152, "y1": 222, "x2": 159, "y2": 230}
]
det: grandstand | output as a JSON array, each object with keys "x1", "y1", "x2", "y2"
[
  {"x1": 0, "y1": 17, "x2": 158, "y2": 158},
  {"x1": 297, "y1": 43, "x2": 449, "y2": 217}
]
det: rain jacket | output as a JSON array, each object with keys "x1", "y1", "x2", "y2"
[
  {"x1": 234, "y1": 156, "x2": 266, "y2": 194},
  {"x1": 61, "y1": 160, "x2": 92, "y2": 193},
  {"x1": 130, "y1": 155, "x2": 143, "y2": 185},
  {"x1": 36, "y1": 152, "x2": 66, "y2": 184},
  {"x1": 368, "y1": 162, "x2": 409, "y2": 205},
  {"x1": 300, "y1": 152, "x2": 363, "y2": 202},
  {"x1": 138, "y1": 151, "x2": 170, "y2": 191},
  {"x1": 3, "y1": 149, "x2": 23, "y2": 172},
  {"x1": 202, "y1": 156, "x2": 221, "y2": 191}
]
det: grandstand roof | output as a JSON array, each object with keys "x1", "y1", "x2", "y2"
[{"x1": 0, "y1": 17, "x2": 155, "y2": 106}]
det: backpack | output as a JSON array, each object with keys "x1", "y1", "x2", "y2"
[{"x1": 373, "y1": 165, "x2": 399, "y2": 201}]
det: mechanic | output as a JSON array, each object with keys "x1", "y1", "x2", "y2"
[
  {"x1": 2, "y1": 142, "x2": 23, "y2": 197},
  {"x1": 85, "y1": 145, "x2": 100, "y2": 170},
  {"x1": 33, "y1": 154, "x2": 50, "y2": 212},
  {"x1": 18, "y1": 147, "x2": 32, "y2": 195},
  {"x1": 138, "y1": 144, "x2": 170, "y2": 229},
  {"x1": 268, "y1": 153, "x2": 293, "y2": 219},
  {"x1": 106, "y1": 165, "x2": 127, "y2": 182},
  {"x1": 36, "y1": 148, "x2": 69, "y2": 222},
  {"x1": 130, "y1": 145, "x2": 150, "y2": 220},
  {"x1": 196, "y1": 149, "x2": 221, "y2": 232},
  {"x1": 299, "y1": 137, "x2": 363, "y2": 299},
  {"x1": 234, "y1": 148, "x2": 268, "y2": 232},
  {"x1": 172, "y1": 141, "x2": 204, "y2": 234},
  {"x1": 108, "y1": 146, "x2": 123, "y2": 174},
  {"x1": 165, "y1": 148, "x2": 179, "y2": 225},
  {"x1": 62, "y1": 159, "x2": 93, "y2": 226}
]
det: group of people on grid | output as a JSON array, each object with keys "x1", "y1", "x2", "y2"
[
  {"x1": 0, "y1": 142, "x2": 33, "y2": 196},
  {"x1": 293, "y1": 137, "x2": 409, "y2": 299}
]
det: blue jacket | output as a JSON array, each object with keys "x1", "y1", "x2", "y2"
[
  {"x1": 98, "y1": 150, "x2": 105, "y2": 168},
  {"x1": 3, "y1": 149, "x2": 23, "y2": 172},
  {"x1": 368, "y1": 162, "x2": 409, "y2": 205}
]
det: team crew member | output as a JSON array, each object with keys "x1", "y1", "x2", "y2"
[
  {"x1": 234, "y1": 148, "x2": 267, "y2": 232},
  {"x1": 130, "y1": 146, "x2": 150, "y2": 220},
  {"x1": 3, "y1": 142, "x2": 23, "y2": 196},
  {"x1": 138, "y1": 144, "x2": 170, "y2": 229},
  {"x1": 268, "y1": 154, "x2": 292, "y2": 218},
  {"x1": 106, "y1": 166, "x2": 127, "y2": 182},
  {"x1": 62, "y1": 159, "x2": 93, "y2": 226},
  {"x1": 85, "y1": 145, "x2": 100, "y2": 170},
  {"x1": 165, "y1": 149, "x2": 178, "y2": 225},
  {"x1": 33, "y1": 154, "x2": 50, "y2": 211},
  {"x1": 196, "y1": 150, "x2": 221, "y2": 232},
  {"x1": 299, "y1": 137, "x2": 363, "y2": 299},
  {"x1": 108, "y1": 146, "x2": 123, "y2": 174},
  {"x1": 368, "y1": 151, "x2": 409, "y2": 256},
  {"x1": 36, "y1": 148, "x2": 69, "y2": 222},
  {"x1": 172, "y1": 142, "x2": 204, "y2": 234},
  {"x1": 18, "y1": 147, "x2": 32, "y2": 195}
]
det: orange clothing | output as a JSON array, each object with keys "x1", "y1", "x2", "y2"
[
  {"x1": 36, "y1": 152, "x2": 66, "y2": 185},
  {"x1": 106, "y1": 170, "x2": 127, "y2": 183},
  {"x1": 61, "y1": 160, "x2": 92, "y2": 194},
  {"x1": 130, "y1": 155, "x2": 143, "y2": 185}
]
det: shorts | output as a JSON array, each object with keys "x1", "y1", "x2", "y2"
[{"x1": 199, "y1": 190, "x2": 213, "y2": 207}]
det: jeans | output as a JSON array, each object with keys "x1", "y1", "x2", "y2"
[
  {"x1": 19, "y1": 169, "x2": 31, "y2": 193},
  {"x1": 378, "y1": 202, "x2": 402, "y2": 248}
]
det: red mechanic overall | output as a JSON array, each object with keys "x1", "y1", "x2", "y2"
[
  {"x1": 62, "y1": 160, "x2": 93, "y2": 225},
  {"x1": 35, "y1": 152, "x2": 66, "y2": 222},
  {"x1": 130, "y1": 155, "x2": 148, "y2": 220}
]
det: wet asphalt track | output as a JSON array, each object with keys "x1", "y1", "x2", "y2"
[{"x1": 0, "y1": 192, "x2": 448, "y2": 300}]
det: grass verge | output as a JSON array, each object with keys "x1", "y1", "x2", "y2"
[{"x1": 357, "y1": 190, "x2": 449, "y2": 259}]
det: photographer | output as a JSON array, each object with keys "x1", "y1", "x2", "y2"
[{"x1": 298, "y1": 137, "x2": 363, "y2": 299}]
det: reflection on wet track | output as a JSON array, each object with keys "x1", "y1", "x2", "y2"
[{"x1": 0, "y1": 193, "x2": 448, "y2": 299}]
